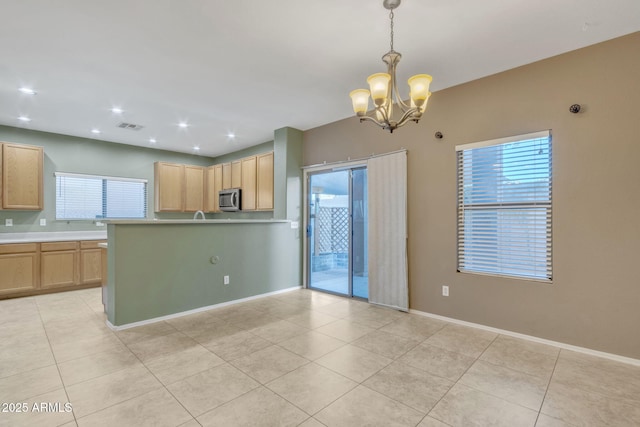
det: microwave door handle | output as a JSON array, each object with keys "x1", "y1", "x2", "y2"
[{"x1": 232, "y1": 193, "x2": 237, "y2": 206}]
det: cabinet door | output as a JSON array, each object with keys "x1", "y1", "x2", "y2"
[
  {"x1": 0, "y1": 253, "x2": 38, "y2": 295},
  {"x1": 184, "y1": 165, "x2": 204, "y2": 212},
  {"x1": 80, "y1": 249, "x2": 102, "y2": 284},
  {"x1": 257, "y1": 152, "x2": 274, "y2": 210},
  {"x1": 2, "y1": 143, "x2": 43, "y2": 210},
  {"x1": 41, "y1": 250, "x2": 77, "y2": 288},
  {"x1": 214, "y1": 165, "x2": 223, "y2": 212},
  {"x1": 154, "y1": 162, "x2": 184, "y2": 212},
  {"x1": 231, "y1": 161, "x2": 242, "y2": 188},
  {"x1": 222, "y1": 163, "x2": 232, "y2": 190},
  {"x1": 204, "y1": 165, "x2": 217, "y2": 213},
  {"x1": 241, "y1": 156, "x2": 257, "y2": 211}
]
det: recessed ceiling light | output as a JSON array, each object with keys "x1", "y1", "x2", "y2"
[
  {"x1": 178, "y1": 122, "x2": 189, "y2": 128},
  {"x1": 17, "y1": 116, "x2": 31, "y2": 122},
  {"x1": 193, "y1": 146, "x2": 200, "y2": 151},
  {"x1": 149, "y1": 138, "x2": 157, "y2": 144},
  {"x1": 227, "y1": 132, "x2": 236, "y2": 139},
  {"x1": 91, "y1": 129, "x2": 101, "y2": 134},
  {"x1": 18, "y1": 87, "x2": 37, "y2": 95},
  {"x1": 111, "y1": 107, "x2": 123, "y2": 114}
]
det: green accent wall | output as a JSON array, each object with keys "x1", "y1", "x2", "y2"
[
  {"x1": 107, "y1": 221, "x2": 299, "y2": 326},
  {"x1": 0, "y1": 125, "x2": 214, "y2": 233}
]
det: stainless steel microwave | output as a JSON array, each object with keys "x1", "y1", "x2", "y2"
[{"x1": 219, "y1": 188, "x2": 241, "y2": 211}]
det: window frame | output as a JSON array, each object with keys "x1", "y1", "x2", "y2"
[
  {"x1": 55, "y1": 172, "x2": 148, "y2": 220},
  {"x1": 455, "y1": 130, "x2": 553, "y2": 282}
]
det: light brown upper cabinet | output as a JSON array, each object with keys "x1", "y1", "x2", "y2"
[
  {"x1": 222, "y1": 163, "x2": 232, "y2": 190},
  {"x1": 204, "y1": 165, "x2": 217, "y2": 213},
  {"x1": 241, "y1": 156, "x2": 257, "y2": 210},
  {"x1": 154, "y1": 162, "x2": 184, "y2": 212},
  {"x1": 231, "y1": 160, "x2": 242, "y2": 188},
  {"x1": 256, "y1": 152, "x2": 274, "y2": 210},
  {"x1": 184, "y1": 165, "x2": 204, "y2": 212},
  {"x1": 1, "y1": 142, "x2": 44, "y2": 210}
]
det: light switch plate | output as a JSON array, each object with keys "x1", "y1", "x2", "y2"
[
  {"x1": 40, "y1": 218, "x2": 47, "y2": 226},
  {"x1": 5, "y1": 219, "x2": 13, "y2": 227}
]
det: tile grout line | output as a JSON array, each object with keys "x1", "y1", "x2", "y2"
[{"x1": 533, "y1": 346, "x2": 562, "y2": 426}]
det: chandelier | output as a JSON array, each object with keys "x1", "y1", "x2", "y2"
[{"x1": 349, "y1": 0, "x2": 432, "y2": 133}]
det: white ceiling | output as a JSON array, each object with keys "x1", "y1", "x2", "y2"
[{"x1": 1, "y1": 0, "x2": 639, "y2": 157}]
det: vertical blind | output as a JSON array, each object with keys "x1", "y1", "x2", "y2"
[
  {"x1": 456, "y1": 131, "x2": 552, "y2": 281},
  {"x1": 55, "y1": 172, "x2": 147, "y2": 220}
]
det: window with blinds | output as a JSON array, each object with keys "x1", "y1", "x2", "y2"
[
  {"x1": 55, "y1": 172, "x2": 147, "y2": 220},
  {"x1": 456, "y1": 130, "x2": 552, "y2": 281}
]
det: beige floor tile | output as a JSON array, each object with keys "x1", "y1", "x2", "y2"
[
  {"x1": 166, "y1": 363, "x2": 259, "y2": 417},
  {"x1": 202, "y1": 329, "x2": 272, "y2": 361},
  {"x1": 285, "y1": 310, "x2": 340, "y2": 329},
  {"x1": 480, "y1": 336, "x2": 557, "y2": 379},
  {"x1": 267, "y1": 363, "x2": 357, "y2": 415},
  {"x1": 315, "y1": 385, "x2": 424, "y2": 427},
  {"x1": 278, "y1": 331, "x2": 346, "y2": 360},
  {"x1": 424, "y1": 324, "x2": 497, "y2": 358},
  {"x1": 0, "y1": 365, "x2": 62, "y2": 402},
  {"x1": 0, "y1": 347, "x2": 57, "y2": 379},
  {"x1": 344, "y1": 305, "x2": 404, "y2": 329},
  {"x1": 459, "y1": 360, "x2": 548, "y2": 410},
  {"x1": 429, "y1": 383, "x2": 538, "y2": 427},
  {"x1": 231, "y1": 312, "x2": 282, "y2": 330},
  {"x1": 0, "y1": 326, "x2": 49, "y2": 358},
  {"x1": 231, "y1": 345, "x2": 309, "y2": 384},
  {"x1": 209, "y1": 305, "x2": 264, "y2": 324},
  {"x1": 126, "y1": 331, "x2": 199, "y2": 362},
  {"x1": 44, "y1": 315, "x2": 109, "y2": 344},
  {"x1": 177, "y1": 420, "x2": 201, "y2": 427},
  {"x1": 399, "y1": 343, "x2": 475, "y2": 381},
  {"x1": 115, "y1": 321, "x2": 178, "y2": 345},
  {"x1": 493, "y1": 335, "x2": 560, "y2": 358},
  {"x1": 541, "y1": 380, "x2": 640, "y2": 426},
  {"x1": 248, "y1": 319, "x2": 308, "y2": 343},
  {"x1": 165, "y1": 311, "x2": 219, "y2": 332},
  {"x1": 352, "y1": 330, "x2": 419, "y2": 359},
  {"x1": 197, "y1": 386, "x2": 309, "y2": 427},
  {"x1": 552, "y1": 350, "x2": 640, "y2": 405},
  {"x1": 534, "y1": 414, "x2": 573, "y2": 427},
  {"x1": 379, "y1": 315, "x2": 447, "y2": 340},
  {"x1": 183, "y1": 321, "x2": 245, "y2": 344},
  {"x1": 58, "y1": 346, "x2": 141, "y2": 386},
  {"x1": 144, "y1": 344, "x2": 225, "y2": 385},
  {"x1": 314, "y1": 300, "x2": 368, "y2": 318},
  {"x1": 0, "y1": 388, "x2": 74, "y2": 427},
  {"x1": 259, "y1": 301, "x2": 310, "y2": 319},
  {"x1": 363, "y1": 361, "x2": 453, "y2": 413},
  {"x1": 50, "y1": 333, "x2": 127, "y2": 363},
  {"x1": 417, "y1": 416, "x2": 450, "y2": 427},
  {"x1": 315, "y1": 344, "x2": 392, "y2": 383},
  {"x1": 76, "y1": 388, "x2": 192, "y2": 427},
  {"x1": 297, "y1": 418, "x2": 327, "y2": 427},
  {"x1": 65, "y1": 364, "x2": 162, "y2": 418},
  {"x1": 315, "y1": 319, "x2": 374, "y2": 342}
]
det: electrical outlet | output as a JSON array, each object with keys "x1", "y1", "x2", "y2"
[
  {"x1": 5, "y1": 219, "x2": 13, "y2": 227},
  {"x1": 40, "y1": 218, "x2": 47, "y2": 226},
  {"x1": 442, "y1": 285, "x2": 449, "y2": 297},
  {"x1": 224, "y1": 275, "x2": 230, "y2": 285}
]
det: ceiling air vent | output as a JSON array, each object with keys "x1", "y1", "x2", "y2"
[{"x1": 117, "y1": 122, "x2": 144, "y2": 131}]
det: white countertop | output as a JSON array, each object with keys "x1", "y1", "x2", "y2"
[
  {"x1": 105, "y1": 219, "x2": 291, "y2": 225},
  {"x1": 0, "y1": 231, "x2": 107, "y2": 244}
]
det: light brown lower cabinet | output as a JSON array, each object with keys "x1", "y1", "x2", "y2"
[
  {"x1": 41, "y1": 241, "x2": 78, "y2": 289},
  {"x1": 0, "y1": 239, "x2": 106, "y2": 299},
  {"x1": 0, "y1": 244, "x2": 38, "y2": 296}
]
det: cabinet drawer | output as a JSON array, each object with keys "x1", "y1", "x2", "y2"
[
  {"x1": 80, "y1": 240, "x2": 106, "y2": 249},
  {"x1": 41, "y1": 241, "x2": 79, "y2": 252},
  {"x1": 0, "y1": 243, "x2": 38, "y2": 254}
]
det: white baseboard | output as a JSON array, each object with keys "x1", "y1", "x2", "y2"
[
  {"x1": 106, "y1": 286, "x2": 301, "y2": 331},
  {"x1": 409, "y1": 309, "x2": 640, "y2": 367}
]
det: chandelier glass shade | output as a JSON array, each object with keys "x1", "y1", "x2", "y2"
[{"x1": 349, "y1": 0, "x2": 432, "y2": 133}]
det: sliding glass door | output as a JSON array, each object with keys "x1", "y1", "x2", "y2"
[{"x1": 307, "y1": 167, "x2": 368, "y2": 299}]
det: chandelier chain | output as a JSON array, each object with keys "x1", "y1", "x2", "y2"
[{"x1": 389, "y1": 9, "x2": 394, "y2": 51}]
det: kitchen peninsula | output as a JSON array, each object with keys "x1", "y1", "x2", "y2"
[{"x1": 104, "y1": 219, "x2": 301, "y2": 328}]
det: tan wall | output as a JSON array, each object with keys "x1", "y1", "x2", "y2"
[{"x1": 303, "y1": 32, "x2": 640, "y2": 359}]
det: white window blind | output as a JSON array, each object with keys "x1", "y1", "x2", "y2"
[
  {"x1": 456, "y1": 131, "x2": 552, "y2": 281},
  {"x1": 55, "y1": 172, "x2": 147, "y2": 220}
]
